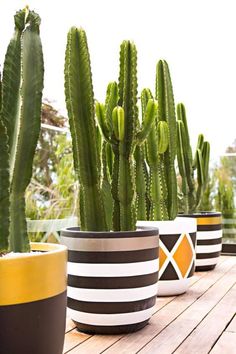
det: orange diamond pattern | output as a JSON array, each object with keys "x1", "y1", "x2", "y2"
[
  {"x1": 173, "y1": 234, "x2": 193, "y2": 277},
  {"x1": 159, "y1": 246, "x2": 168, "y2": 270}
]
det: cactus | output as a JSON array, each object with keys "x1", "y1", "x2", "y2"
[
  {"x1": 177, "y1": 102, "x2": 210, "y2": 213},
  {"x1": 65, "y1": 28, "x2": 108, "y2": 231},
  {"x1": 96, "y1": 41, "x2": 157, "y2": 231},
  {"x1": 144, "y1": 60, "x2": 178, "y2": 221},
  {"x1": 0, "y1": 8, "x2": 44, "y2": 252}
]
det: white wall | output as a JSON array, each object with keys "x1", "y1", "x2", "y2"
[{"x1": 0, "y1": 0, "x2": 235, "y2": 160}]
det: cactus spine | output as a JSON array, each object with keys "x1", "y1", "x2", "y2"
[
  {"x1": 177, "y1": 103, "x2": 210, "y2": 213},
  {"x1": 0, "y1": 8, "x2": 44, "y2": 252},
  {"x1": 65, "y1": 28, "x2": 107, "y2": 231},
  {"x1": 144, "y1": 60, "x2": 178, "y2": 221}
]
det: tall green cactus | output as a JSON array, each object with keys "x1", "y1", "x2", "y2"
[
  {"x1": 0, "y1": 8, "x2": 44, "y2": 252},
  {"x1": 65, "y1": 28, "x2": 108, "y2": 231},
  {"x1": 96, "y1": 41, "x2": 157, "y2": 231},
  {"x1": 144, "y1": 60, "x2": 178, "y2": 221},
  {"x1": 177, "y1": 102, "x2": 210, "y2": 213}
]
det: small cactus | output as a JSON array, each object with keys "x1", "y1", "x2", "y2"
[
  {"x1": 143, "y1": 60, "x2": 178, "y2": 221},
  {"x1": 177, "y1": 103, "x2": 210, "y2": 213}
]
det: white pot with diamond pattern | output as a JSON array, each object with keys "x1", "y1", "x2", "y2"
[{"x1": 137, "y1": 217, "x2": 197, "y2": 296}]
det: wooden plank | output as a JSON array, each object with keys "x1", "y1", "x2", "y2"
[
  {"x1": 67, "y1": 334, "x2": 123, "y2": 354},
  {"x1": 63, "y1": 330, "x2": 91, "y2": 354},
  {"x1": 210, "y1": 332, "x2": 236, "y2": 354},
  {"x1": 175, "y1": 285, "x2": 236, "y2": 353},
  {"x1": 226, "y1": 314, "x2": 236, "y2": 333},
  {"x1": 66, "y1": 318, "x2": 76, "y2": 333},
  {"x1": 138, "y1": 263, "x2": 236, "y2": 354},
  {"x1": 103, "y1": 257, "x2": 236, "y2": 354}
]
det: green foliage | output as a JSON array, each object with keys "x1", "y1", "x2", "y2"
[
  {"x1": 0, "y1": 8, "x2": 44, "y2": 252},
  {"x1": 176, "y1": 103, "x2": 210, "y2": 213},
  {"x1": 26, "y1": 134, "x2": 78, "y2": 241},
  {"x1": 33, "y1": 101, "x2": 67, "y2": 187}
]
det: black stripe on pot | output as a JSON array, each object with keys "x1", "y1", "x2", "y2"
[
  {"x1": 197, "y1": 238, "x2": 222, "y2": 245},
  {"x1": 187, "y1": 262, "x2": 195, "y2": 278},
  {"x1": 73, "y1": 319, "x2": 149, "y2": 335},
  {"x1": 196, "y1": 251, "x2": 221, "y2": 259},
  {"x1": 160, "y1": 262, "x2": 179, "y2": 281},
  {"x1": 68, "y1": 248, "x2": 159, "y2": 264},
  {"x1": 0, "y1": 291, "x2": 66, "y2": 354},
  {"x1": 197, "y1": 224, "x2": 222, "y2": 231},
  {"x1": 61, "y1": 226, "x2": 158, "y2": 239},
  {"x1": 180, "y1": 212, "x2": 221, "y2": 218},
  {"x1": 196, "y1": 265, "x2": 216, "y2": 271},
  {"x1": 68, "y1": 272, "x2": 159, "y2": 289},
  {"x1": 67, "y1": 295, "x2": 156, "y2": 314}
]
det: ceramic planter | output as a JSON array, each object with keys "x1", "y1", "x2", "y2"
[
  {"x1": 0, "y1": 243, "x2": 67, "y2": 354},
  {"x1": 179, "y1": 212, "x2": 222, "y2": 271},
  {"x1": 60, "y1": 226, "x2": 159, "y2": 334},
  {"x1": 137, "y1": 218, "x2": 197, "y2": 296}
]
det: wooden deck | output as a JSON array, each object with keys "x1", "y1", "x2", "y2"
[{"x1": 64, "y1": 255, "x2": 236, "y2": 354}]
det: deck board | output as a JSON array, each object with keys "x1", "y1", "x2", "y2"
[{"x1": 63, "y1": 255, "x2": 236, "y2": 354}]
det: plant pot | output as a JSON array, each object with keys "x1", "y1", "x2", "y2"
[
  {"x1": 137, "y1": 218, "x2": 196, "y2": 296},
  {"x1": 179, "y1": 212, "x2": 222, "y2": 271},
  {"x1": 60, "y1": 226, "x2": 159, "y2": 334},
  {"x1": 0, "y1": 243, "x2": 67, "y2": 354}
]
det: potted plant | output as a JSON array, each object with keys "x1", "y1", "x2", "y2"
[
  {"x1": 61, "y1": 27, "x2": 159, "y2": 334},
  {"x1": 0, "y1": 8, "x2": 67, "y2": 354},
  {"x1": 136, "y1": 61, "x2": 197, "y2": 296},
  {"x1": 176, "y1": 103, "x2": 222, "y2": 271}
]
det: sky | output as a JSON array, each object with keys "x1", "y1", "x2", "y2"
[{"x1": 0, "y1": 0, "x2": 235, "y2": 162}]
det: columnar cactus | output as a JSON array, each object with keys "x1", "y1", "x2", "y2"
[
  {"x1": 0, "y1": 8, "x2": 44, "y2": 252},
  {"x1": 144, "y1": 60, "x2": 178, "y2": 221},
  {"x1": 96, "y1": 41, "x2": 157, "y2": 231},
  {"x1": 65, "y1": 28, "x2": 108, "y2": 231},
  {"x1": 177, "y1": 103, "x2": 210, "y2": 213}
]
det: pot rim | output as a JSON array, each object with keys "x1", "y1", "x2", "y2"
[
  {"x1": 178, "y1": 211, "x2": 221, "y2": 218},
  {"x1": 61, "y1": 226, "x2": 159, "y2": 239},
  {"x1": 0, "y1": 242, "x2": 67, "y2": 263}
]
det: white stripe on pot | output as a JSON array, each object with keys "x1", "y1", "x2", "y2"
[
  {"x1": 197, "y1": 230, "x2": 222, "y2": 240},
  {"x1": 157, "y1": 278, "x2": 190, "y2": 296},
  {"x1": 67, "y1": 259, "x2": 158, "y2": 277},
  {"x1": 196, "y1": 244, "x2": 222, "y2": 253},
  {"x1": 69, "y1": 305, "x2": 156, "y2": 326},
  {"x1": 196, "y1": 257, "x2": 220, "y2": 266},
  {"x1": 67, "y1": 283, "x2": 158, "y2": 302},
  {"x1": 61, "y1": 236, "x2": 158, "y2": 252}
]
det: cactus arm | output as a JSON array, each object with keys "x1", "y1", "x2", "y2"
[
  {"x1": 137, "y1": 99, "x2": 157, "y2": 144},
  {"x1": 1, "y1": 12, "x2": 24, "y2": 181},
  {"x1": 0, "y1": 115, "x2": 10, "y2": 251},
  {"x1": 193, "y1": 134, "x2": 204, "y2": 169},
  {"x1": 156, "y1": 60, "x2": 177, "y2": 220},
  {"x1": 64, "y1": 28, "x2": 107, "y2": 231},
  {"x1": 9, "y1": 15, "x2": 44, "y2": 252},
  {"x1": 177, "y1": 120, "x2": 189, "y2": 213},
  {"x1": 202, "y1": 141, "x2": 210, "y2": 188},
  {"x1": 117, "y1": 41, "x2": 138, "y2": 231},
  {"x1": 111, "y1": 147, "x2": 120, "y2": 230},
  {"x1": 104, "y1": 82, "x2": 118, "y2": 134},
  {"x1": 134, "y1": 145, "x2": 148, "y2": 220},
  {"x1": 101, "y1": 142, "x2": 113, "y2": 230},
  {"x1": 195, "y1": 149, "x2": 204, "y2": 209}
]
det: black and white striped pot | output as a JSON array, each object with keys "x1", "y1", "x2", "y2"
[
  {"x1": 60, "y1": 226, "x2": 159, "y2": 334},
  {"x1": 138, "y1": 218, "x2": 197, "y2": 296},
  {"x1": 179, "y1": 212, "x2": 222, "y2": 271}
]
